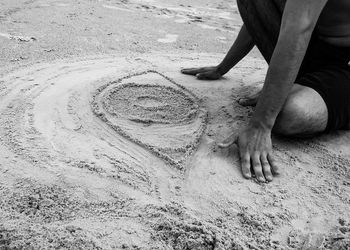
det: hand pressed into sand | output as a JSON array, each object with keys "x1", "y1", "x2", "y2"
[
  {"x1": 219, "y1": 124, "x2": 279, "y2": 182},
  {"x1": 181, "y1": 66, "x2": 222, "y2": 80}
]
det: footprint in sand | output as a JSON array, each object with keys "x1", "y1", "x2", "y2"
[{"x1": 157, "y1": 34, "x2": 178, "y2": 43}]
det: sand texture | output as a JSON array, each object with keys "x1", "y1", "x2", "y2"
[{"x1": 0, "y1": 0, "x2": 349, "y2": 249}]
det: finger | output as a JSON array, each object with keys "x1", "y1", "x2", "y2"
[
  {"x1": 218, "y1": 133, "x2": 237, "y2": 148},
  {"x1": 196, "y1": 72, "x2": 221, "y2": 80},
  {"x1": 267, "y1": 153, "x2": 279, "y2": 175},
  {"x1": 238, "y1": 97, "x2": 257, "y2": 107},
  {"x1": 240, "y1": 152, "x2": 251, "y2": 179},
  {"x1": 260, "y1": 154, "x2": 273, "y2": 182},
  {"x1": 237, "y1": 91, "x2": 260, "y2": 107},
  {"x1": 252, "y1": 153, "x2": 265, "y2": 182},
  {"x1": 181, "y1": 67, "x2": 210, "y2": 76}
]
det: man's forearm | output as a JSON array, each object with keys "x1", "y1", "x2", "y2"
[
  {"x1": 249, "y1": 0, "x2": 328, "y2": 130},
  {"x1": 217, "y1": 24, "x2": 255, "y2": 75},
  {"x1": 250, "y1": 31, "x2": 312, "y2": 129}
]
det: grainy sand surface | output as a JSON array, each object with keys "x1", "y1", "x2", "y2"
[{"x1": 0, "y1": 0, "x2": 349, "y2": 249}]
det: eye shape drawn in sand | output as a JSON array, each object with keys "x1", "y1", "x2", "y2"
[{"x1": 92, "y1": 71, "x2": 208, "y2": 169}]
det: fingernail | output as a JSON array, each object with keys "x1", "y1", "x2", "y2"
[
  {"x1": 258, "y1": 177, "x2": 265, "y2": 182},
  {"x1": 243, "y1": 172, "x2": 251, "y2": 179},
  {"x1": 218, "y1": 143, "x2": 229, "y2": 148}
]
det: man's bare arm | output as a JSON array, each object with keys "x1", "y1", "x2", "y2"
[
  {"x1": 217, "y1": 24, "x2": 255, "y2": 75},
  {"x1": 181, "y1": 24, "x2": 254, "y2": 80},
  {"x1": 237, "y1": 0, "x2": 328, "y2": 182},
  {"x1": 251, "y1": 0, "x2": 328, "y2": 129}
]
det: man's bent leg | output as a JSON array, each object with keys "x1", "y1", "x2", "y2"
[
  {"x1": 273, "y1": 84, "x2": 328, "y2": 137},
  {"x1": 237, "y1": 0, "x2": 286, "y2": 63}
]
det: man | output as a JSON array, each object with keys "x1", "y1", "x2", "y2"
[{"x1": 181, "y1": 0, "x2": 350, "y2": 182}]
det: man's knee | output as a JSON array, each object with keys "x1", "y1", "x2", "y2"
[
  {"x1": 273, "y1": 94, "x2": 309, "y2": 136},
  {"x1": 273, "y1": 85, "x2": 328, "y2": 136}
]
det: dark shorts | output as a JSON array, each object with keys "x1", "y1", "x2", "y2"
[{"x1": 296, "y1": 36, "x2": 350, "y2": 132}]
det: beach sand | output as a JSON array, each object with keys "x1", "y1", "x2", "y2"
[{"x1": 0, "y1": 0, "x2": 349, "y2": 249}]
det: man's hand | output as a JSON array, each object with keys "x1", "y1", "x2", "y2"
[
  {"x1": 219, "y1": 125, "x2": 279, "y2": 182},
  {"x1": 181, "y1": 66, "x2": 222, "y2": 80},
  {"x1": 181, "y1": 25, "x2": 255, "y2": 81},
  {"x1": 237, "y1": 125, "x2": 279, "y2": 182}
]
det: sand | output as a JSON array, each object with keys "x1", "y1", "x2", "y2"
[{"x1": 0, "y1": 0, "x2": 349, "y2": 249}]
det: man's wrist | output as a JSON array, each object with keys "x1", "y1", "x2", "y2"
[
  {"x1": 216, "y1": 64, "x2": 228, "y2": 76},
  {"x1": 249, "y1": 116, "x2": 274, "y2": 132}
]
